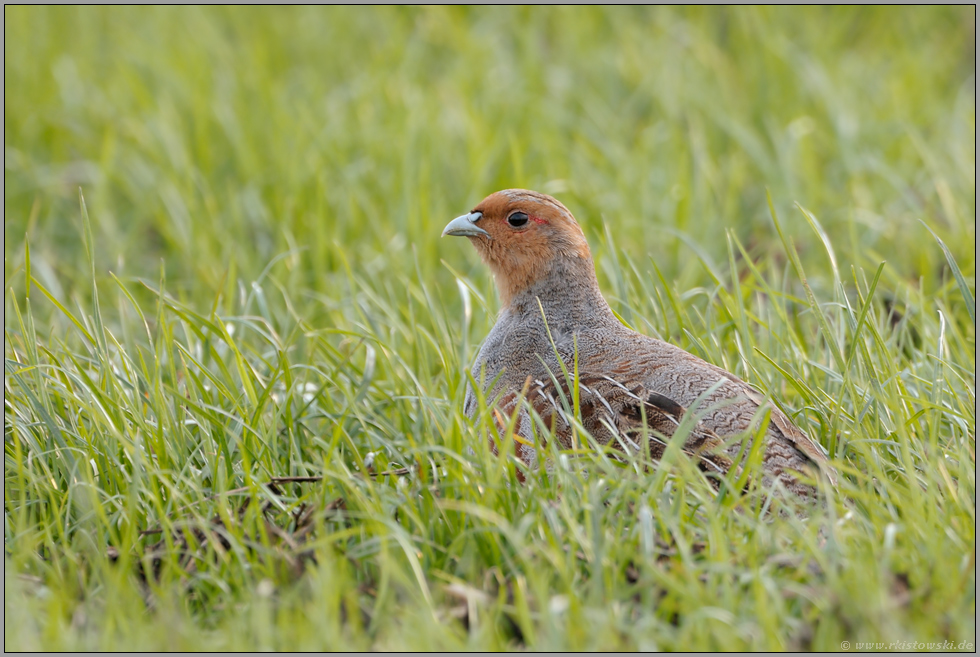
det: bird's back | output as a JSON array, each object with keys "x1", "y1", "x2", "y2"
[{"x1": 469, "y1": 314, "x2": 833, "y2": 499}]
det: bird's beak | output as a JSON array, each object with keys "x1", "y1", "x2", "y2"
[{"x1": 442, "y1": 211, "x2": 489, "y2": 238}]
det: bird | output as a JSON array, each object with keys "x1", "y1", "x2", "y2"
[{"x1": 442, "y1": 188, "x2": 836, "y2": 500}]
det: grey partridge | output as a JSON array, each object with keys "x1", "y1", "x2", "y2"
[{"x1": 443, "y1": 189, "x2": 836, "y2": 499}]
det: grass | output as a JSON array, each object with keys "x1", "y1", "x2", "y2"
[{"x1": 4, "y1": 6, "x2": 976, "y2": 651}]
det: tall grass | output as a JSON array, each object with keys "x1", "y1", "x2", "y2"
[{"x1": 4, "y1": 6, "x2": 975, "y2": 650}]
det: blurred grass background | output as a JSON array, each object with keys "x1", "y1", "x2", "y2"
[
  {"x1": 4, "y1": 6, "x2": 976, "y2": 650},
  {"x1": 5, "y1": 6, "x2": 974, "y2": 299}
]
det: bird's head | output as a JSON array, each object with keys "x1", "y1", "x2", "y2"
[{"x1": 442, "y1": 189, "x2": 593, "y2": 306}]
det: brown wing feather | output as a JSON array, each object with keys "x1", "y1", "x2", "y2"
[
  {"x1": 523, "y1": 356, "x2": 835, "y2": 495},
  {"x1": 701, "y1": 362, "x2": 838, "y2": 487},
  {"x1": 526, "y1": 374, "x2": 744, "y2": 486}
]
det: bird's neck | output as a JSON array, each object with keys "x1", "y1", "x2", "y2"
[{"x1": 499, "y1": 255, "x2": 616, "y2": 331}]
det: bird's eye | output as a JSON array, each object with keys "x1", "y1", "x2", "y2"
[{"x1": 507, "y1": 212, "x2": 529, "y2": 228}]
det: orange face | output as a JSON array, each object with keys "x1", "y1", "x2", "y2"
[{"x1": 443, "y1": 189, "x2": 591, "y2": 305}]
